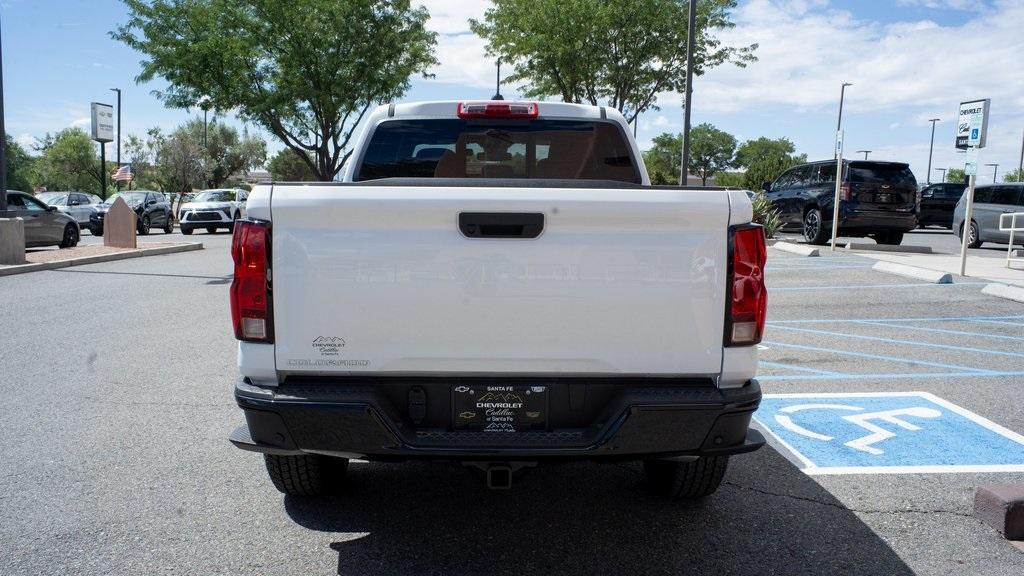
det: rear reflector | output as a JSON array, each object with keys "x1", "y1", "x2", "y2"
[
  {"x1": 726, "y1": 225, "x2": 767, "y2": 346},
  {"x1": 457, "y1": 101, "x2": 538, "y2": 119},
  {"x1": 231, "y1": 220, "x2": 272, "y2": 343}
]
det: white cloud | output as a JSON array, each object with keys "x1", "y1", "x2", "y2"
[
  {"x1": 70, "y1": 116, "x2": 90, "y2": 128},
  {"x1": 418, "y1": 0, "x2": 494, "y2": 89}
]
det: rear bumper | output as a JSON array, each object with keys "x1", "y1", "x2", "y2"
[
  {"x1": 840, "y1": 208, "x2": 917, "y2": 232},
  {"x1": 231, "y1": 377, "x2": 764, "y2": 461}
]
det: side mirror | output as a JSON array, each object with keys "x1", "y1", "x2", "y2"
[
  {"x1": 47, "y1": 205, "x2": 58, "y2": 212},
  {"x1": 147, "y1": 200, "x2": 157, "y2": 206},
  {"x1": 762, "y1": 181, "x2": 772, "y2": 193}
]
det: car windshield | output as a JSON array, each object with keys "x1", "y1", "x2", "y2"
[
  {"x1": 36, "y1": 193, "x2": 66, "y2": 205},
  {"x1": 356, "y1": 119, "x2": 640, "y2": 183},
  {"x1": 104, "y1": 192, "x2": 147, "y2": 206},
  {"x1": 193, "y1": 191, "x2": 235, "y2": 203},
  {"x1": 847, "y1": 162, "x2": 917, "y2": 187}
]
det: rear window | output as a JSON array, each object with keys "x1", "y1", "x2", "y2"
[
  {"x1": 847, "y1": 162, "x2": 917, "y2": 187},
  {"x1": 355, "y1": 119, "x2": 640, "y2": 183}
]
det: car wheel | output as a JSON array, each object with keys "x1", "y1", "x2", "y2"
[
  {"x1": 163, "y1": 216, "x2": 174, "y2": 234},
  {"x1": 643, "y1": 456, "x2": 729, "y2": 500},
  {"x1": 873, "y1": 231, "x2": 904, "y2": 246},
  {"x1": 960, "y1": 221, "x2": 983, "y2": 249},
  {"x1": 207, "y1": 226, "x2": 217, "y2": 234},
  {"x1": 802, "y1": 207, "x2": 830, "y2": 245},
  {"x1": 264, "y1": 454, "x2": 348, "y2": 496},
  {"x1": 58, "y1": 224, "x2": 79, "y2": 249},
  {"x1": 180, "y1": 226, "x2": 193, "y2": 235},
  {"x1": 139, "y1": 215, "x2": 151, "y2": 236},
  {"x1": 92, "y1": 227, "x2": 103, "y2": 237}
]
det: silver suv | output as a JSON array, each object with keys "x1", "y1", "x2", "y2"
[
  {"x1": 953, "y1": 183, "x2": 1024, "y2": 248},
  {"x1": 178, "y1": 189, "x2": 248, "y2": 235}
]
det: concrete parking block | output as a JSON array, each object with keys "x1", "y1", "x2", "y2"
[
  {"x1": 871, "y1": 261, "x2": 952, "y2": 284},
  {"x1": 772, "y1": 241, "x2": 820, "y2": 257},
  {"x1": 0, "y1": 218, "x2": 26, "y2": 264},
  {"x1": 981, "y1": 283, "x2": 1024, "y2": 304},
  {"x1": 844, "y1": 243, "x2": 933, "y2": 254},
  {"x1": 974, "y1": 484, "x2": 1024, "y2": 540}
]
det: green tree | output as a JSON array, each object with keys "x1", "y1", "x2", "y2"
[
  {"x1": 713, "y1": 171, "x2": 745, "y2": 187},
  {"x1": 114, "y1": 0, "x2": 438, "y2": 181},
  {"x1": 156, "y1": 128, "x2": 206, "y2": 194},
  {"x1": 1003, "y1": 168, "x2": 1023, "y2": 183},
  {"x1": 34, "y1": 128, "x2": 105, "y2": 195},
  {"x1": 267, "y1": 148, "x2": 317, "y2": 181},
  {"x1": 735, "y1": 137, "x2": 806, "y2": 169},
  {"x1": 176, "y1": 119, "x2": 266, "y2": 187},
  {"x1": 947, "y1": 168, "x2": 966, "y2": 183},
  {"x1": 642, "y1": 132, "x2": 682, "y2": 185},
  {"x1": 743, "y1": 156, "x2": 800, "y2": 192},
  {"x1": 4, "y1": 136, "x2": 34, "y2": 192},
  {"x1": 750, "y1": 192, "x2": 782, "y2": 238},
  {"x1": 689, "y1": 123, "x2": 736, "y2": 185},
  {"x1": 471, "y1": 0, "x2": 755, "y2": 123}
]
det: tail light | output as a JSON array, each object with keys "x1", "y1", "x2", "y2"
[
  {"x1": 457, "y1": 101, "x2": 538, "y2": 119},
  {"x1": 726, "y1": 224, "x2": 767, "y2": 346},
  {"x1": 839, "y1": 183, "x2": 852, "y2": 201},
  {"x1": 231, "y1": 220, "x2": 273, "y2": 343}
]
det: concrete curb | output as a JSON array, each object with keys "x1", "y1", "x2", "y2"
[
  {"x1": 871, "y1": 261, "x2": 953, "y2": 284},
  {"x1": 974, "y1": 484, "x2": 1024, "y2": 541},
  {"x1": 771, "y1": 242, "x2": 820, "y2": 257},
  {"x1": 981, "y1": 283, "x2": 1024, "y2": 304},
  {"x1": 0, "y1": 242, "x2": 204, "y2": 277},
  {"x1": 844, "y1": 243, "x2": 932, "y2": 254}
]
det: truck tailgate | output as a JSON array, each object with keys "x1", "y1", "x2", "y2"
[{"x1": 270, "y1": 184, "x2": 730, "y2": 376}]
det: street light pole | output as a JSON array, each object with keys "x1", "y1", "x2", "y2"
[
  {"x1": 1019, "y1": 128, "x2": 1023, "y2": 175},
  {"x1": 935, "y1": 168, "x2": 947, "y2": 182},
  {"x1": 0, "y1": 13, "x2": 7, "y2": 214},
  {"x1": 926, "y1": 118, "x2": 940, "y2": 184},
  {"x1": 985, "y1": 163, "x2": 999, "y2": 182},
  {"x1": 492, "y1": 58, "x2": 503, "y2": 101},
  {"x1": 856, "y1": 150, "x2": 871, "y2": 160},
  {"x1": 110, "y1": 88, "x2": 121, "y2": 190},
  {"x1": 836, "y1": 82, "x2": 852, "y2": 136},
  {"x1": 679, "y1": 0, "x2": 697, "y2": 186},
  {"x1": 831, "y1": 82, "x2": 851, "y2": 252}
]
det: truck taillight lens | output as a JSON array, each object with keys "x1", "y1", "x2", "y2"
[
  {"x1": 457, "y1": 101, "x2": 538, "y2": 119},
  {"x1": 726, "y1": 225, "x2": 767, "y2": 346},
  {"x1": 231, "y1": 220, "x2": 272, "y2": 343}
]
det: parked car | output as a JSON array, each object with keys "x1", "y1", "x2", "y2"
[
  {"x1": 36, "y1": 191, "x2": 103, "y2": 230},
  {"x1": 953, "y1": 183, "x2": 1024, "y2": 248},
  {"x1": 89, "y1": 190, "x2": 174, "y2": 236},
  {"x1": 4, "y1": 190, "x2": 80, "y2": 248},
  {"x1": 229, "y1": 100, "x2": 766, "y2": 499},
  {"x1": 763, "y1": 160, "x2": 919, "y2": 245},
  {"x1": 177, "y1": 188, "x2": 248, "y2": 234},
  {"x1": 918, "y1": 182, "x2": 966, "y2": 229}
]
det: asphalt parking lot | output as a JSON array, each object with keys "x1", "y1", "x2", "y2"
[{"x1": 1, "y1": 233, "x2": 1022, "y2": 575}]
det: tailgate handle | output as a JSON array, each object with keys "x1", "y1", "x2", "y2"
[{"x1": 459, "y1": 212, "x2": 544, "y2": 239}]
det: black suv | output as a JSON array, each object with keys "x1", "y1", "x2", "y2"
[
  {"x1": 764, "y1": 160, "x2": 919, "y2": 245},
  {"x1": 918, "y1": 182, "x2": 966, "y2": 229},
  {"x1": 89, "y1": 191, "x2": 175, "y2": 236}
]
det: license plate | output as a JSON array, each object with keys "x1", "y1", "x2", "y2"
[
  {"x1": 453, "y1": 385, "x2": 547, "y2": 432},
  {"x1": 876, "y1": 193, "x2": 892, "y2": 203}
]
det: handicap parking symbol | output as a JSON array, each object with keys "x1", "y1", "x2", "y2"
[{"x1": 754, "y1": 392, "x2": 1024, "y2": 474}]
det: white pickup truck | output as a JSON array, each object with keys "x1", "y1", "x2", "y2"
[{"x1": 229, "y1": 100, "x2": 767, "y2": 499}]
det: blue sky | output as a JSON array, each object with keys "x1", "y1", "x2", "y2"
[{"x1": 3, "y1": 0, "x2": 1023, "y2": 183}]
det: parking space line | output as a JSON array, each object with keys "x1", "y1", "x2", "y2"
[
  {"x1": 759, "y1": 361, "x2": 844, "y2": 376},
  {"x1": 769, "y1": 314, "x2": 1024, "y2": 325},
  {"x1": 852, "y1": 320, "x2": 1024, "y2": 342},
  {"x1": 761, "y1": 341, "x2": 996, "y2": 374},
  {"x1": 769, "y1": 325, "x2": 1024, "y2": 359},
  {"x1": 961, "y1": 318, "x2": 1024, "y2": 327},
  {"x1": 771, "y1": 282, "x2": 986, "y2": 292},
  {"x1": 758, "y1": 370, "x2": 1024, "y2": 382}
]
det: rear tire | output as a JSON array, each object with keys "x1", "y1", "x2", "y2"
[
  {"x1": 180, "y1": 226, "x2": 193, "y2": 235},
  {"x1": 643, "y1": 456, "x2": 729, "y2": 500},
  {"x1": 139, "y1": 215, "x2": 151, "y2": 235},
  {"x1": 264, "y1": 454, "x2": 348, "y2": 496},
  {"x1": 207, "y1": 226, "x2": 217, "y2": 234},
  {"x1": 163, "y1": 217, "x2": 174, "y2": 234},
  {"x1": 58, "y1": 224, "x2": 79, "y2": 248},
  {"x1": 872, "y1": 230, "x2": 904, "y2": 245},
  {"x1": 802, "y1": 207, "x2": 830, "y2": 245},
  {"x1": 960, "y1": 221, "x2": 982, "y2": 248}
]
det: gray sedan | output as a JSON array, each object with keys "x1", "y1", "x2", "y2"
[
  {"x1": 36, "y1": 191, "x2": 102, "y2": 229},
  {"x1": 4, "y1": 190, "x2": 80, "y2": 248}
]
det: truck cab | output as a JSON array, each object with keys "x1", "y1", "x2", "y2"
[{"x1": 229, "y1": 101, "x2": 766, "y2": 498}]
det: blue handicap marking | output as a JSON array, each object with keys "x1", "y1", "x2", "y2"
[
  {"x1": 971, "y1": 128, "x2": 980, "y2": 139},
  {"x1": 754, "y1": 392, "x2": 1024, "y2": 474}
]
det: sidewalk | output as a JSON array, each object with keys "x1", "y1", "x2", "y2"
[
  {"x1": 853, "y1": 251, "x2": 1024, "y2": 287},
  {"x1": 0, "y1": 242, "x2": 203, "y2": 277}
]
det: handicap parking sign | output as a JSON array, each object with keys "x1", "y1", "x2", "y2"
[{"x1": 754, "y1": 392, "x2": 1024, "y2": 474}]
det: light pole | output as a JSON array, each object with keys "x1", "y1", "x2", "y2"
[
  {"x1": 856, "y1": 150, "x2": 871, "y2": 160},
  {"x1": 0, "y1": 13, "x2": 7, "y2": 214},
  {"x1": 935, "y1": 168, "x2": 947, "y2": 182},
  {"x1": 1019, "y1": 129, "x2": 1023, "y2": 175},
  {"x1": 926, "y1": 118, "x2": 940, "y2": 184},
  {"x1": 830, "y1": 82, "x2": 851, "y2": 251},
  {"x1": 836, "y1": 82, "x2": 852, "y2": 139},
  {"x1": 492, "y1": 58, "x2": 503, "y2": 101},
  {"x1": 679, "y1": 0, "x2": 697, "y2": 186},
  {"x1": 985, "y1": 163, "x2": 999, "y2": 182},
  {"x1": 110, "y1": 88, "x2": 121, "y2": 190}
]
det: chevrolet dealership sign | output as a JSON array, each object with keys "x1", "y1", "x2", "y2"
[{"x1": 956, "y1": 99, "x2": 989, "y2": 150}]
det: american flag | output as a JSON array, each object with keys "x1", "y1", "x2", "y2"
[{"x1": 111, "y1": 165, "x2": 133, "y2": 182}]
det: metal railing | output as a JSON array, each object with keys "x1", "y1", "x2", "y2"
[{"x1": 998, "y1": 211, "x2": 1024, "y2": 268}]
